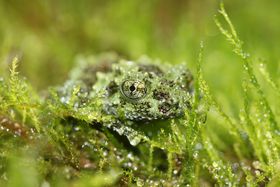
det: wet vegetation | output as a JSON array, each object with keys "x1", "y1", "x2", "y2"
[{"x1": 1, "y1": 1, "x2": 280, "y2": 186}]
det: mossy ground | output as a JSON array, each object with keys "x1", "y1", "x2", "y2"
[{"x1": 0, "y1": 1, "x2": 280, "y2": 186}]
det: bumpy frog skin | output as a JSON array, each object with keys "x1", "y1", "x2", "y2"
[{"x1": 58, "y1": 54, "x2": 194, "y2": 145}]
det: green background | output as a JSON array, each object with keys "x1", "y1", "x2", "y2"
[{"x1": 0, "y1": 1, "x2": 280, "y2": 185}]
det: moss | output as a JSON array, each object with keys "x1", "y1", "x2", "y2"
[{"x1": 0, "y1": 2, "x2": 280, "y2": 187}]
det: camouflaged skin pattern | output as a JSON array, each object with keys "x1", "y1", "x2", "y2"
[
  {"x1": 75, "y1": 55, "x2": 192, "y2": 120},
  {"x1": 58, "y1": 54, "x2": 194, "y2": 145}
]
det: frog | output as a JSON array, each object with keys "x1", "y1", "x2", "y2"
[{"x1": 56, "y1": 53, "x2": 195, "y2": 146}]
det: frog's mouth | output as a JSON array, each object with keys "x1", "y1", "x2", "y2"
[{"x1": 122, "y1": 104, "x2": 186, "y2": 122}]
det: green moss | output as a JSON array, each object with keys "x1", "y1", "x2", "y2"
[{"x1": 0, "y1": 1, "x2": 280, "y2": 186}]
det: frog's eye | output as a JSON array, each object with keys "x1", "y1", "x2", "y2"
[{"x1": 120, "y1": 80, "x2": 147, "y2": 100}]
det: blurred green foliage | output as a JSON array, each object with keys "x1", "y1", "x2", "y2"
[{"x1": 1, "y1": 0, "x2": 280, "y2": 186}]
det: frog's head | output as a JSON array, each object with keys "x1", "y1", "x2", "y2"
[{"x1": 101, "y1": 59, "x2": 194, "y2": 121}]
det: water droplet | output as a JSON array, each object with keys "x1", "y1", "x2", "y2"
[
  {"x1": 193, "y1": 152, "x2": 199, "y2": 159},
  {"x1": 212, "y1": 162, "x2": 218, "y2": 168},
  {"x1": 255, "y1": 170, "x2": 260, "y2": 176},
  {"x1": 60, "y1": 96, "x2": 68, "y2": 104},
  {"x1": 127, "y1": 153, "x2": 134, "y2": 160},
  {"x1": 252, "y1": 161, "x2": 260, "y2": 169},
  {"x1": 81, "y1": 141, "x2": 92, "y2": 149},
  {"x1": 104, "y1": 141, "x2": 108, "y2": 146},
  {"x1": 41, "y1": 180, "x2": 50, "y2": 187},
  {"x1": 103, "y1": 150, "x2": 108, "y2": 157},
  {"x1": 73, "y1": 102, "x2": 79, "y2": 109},
  {"x1": 136, "y1": 178, "x2": 144, "y2": 186},
  {"x1": 265, "y1": 132, "x2": 272, "y2": 139},
  {"x1": 74, "y1": 126, "x2": 81, "y2": 131},
  {"x1": 195, "y1": 143, "x2": 203, "y2": 150}
]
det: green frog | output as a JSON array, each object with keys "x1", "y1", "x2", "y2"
[{"x1": 56, "y1": 53, "x2": 195, "y2": 146}]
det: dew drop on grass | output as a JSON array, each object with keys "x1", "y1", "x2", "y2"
[
  {"x1": 60, "y1": 96, "x2": 67, "y2": 104},
  {"x1": 193, "y1": 152, "x2": 199, "y2": 159},
  {"x1": 127, "y1": 152, "x2": 134, "y2": 160},
  {"x1": 195, "y1": 143, "x2": 203, "y2": 150},
  {"x1": 81, "y1": 141, "x2": 92, "y2": 149},
  {"x1": 41, "y1": 180, "x2": 50, "y2": 187},
  {"x1": 73, "y1": 102, "x2": 79, "y2": 109},
  {"x1": 103, "y1": 150, "x2": 108, "y2": 157},
  {"x1": 255, "y1": 170, "x2": 261, "y2": 176},
  {"x1": 136, "y1": 178, "x2": 144, "y2": 186},
  {"x1": 74, "y1": 126, "x2": 81, "y2": 131},
  {"x1": 252, "y1": 161, "x2": 260, "y2": 169},
  {"x1": 265, "y1": 132, "x2": 272, "y2": 139},
  {"x1": 213, "y1": 174, "x2": 219, "y2": 179},
  {"x1": 127, "y1": 162, "x2": 132, "y2": 167},
  {"x1": 212, "y1": 162, "x2": 218, "y2": 168}
]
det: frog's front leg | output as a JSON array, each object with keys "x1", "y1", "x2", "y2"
[{"x1": 102, "y1": 119, "x2": 149, "y2": 146}]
